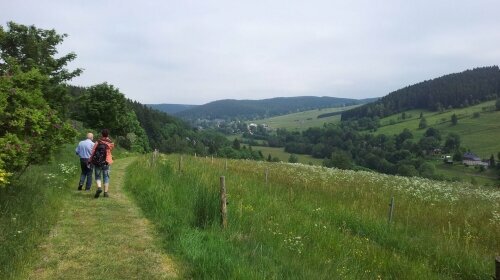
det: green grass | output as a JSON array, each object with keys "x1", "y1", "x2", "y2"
[
  {"x1": 375, "y1": 100, "x2": 500, "y2": 158},
  {"x1": 125, "y1": 154, "x2": 500, "y2": 279},
  {"x1": 28, "y1": 157, "x2": 178, "y2": 279},
  {"x1": 435, "y1": 162, "x2": 499, "y2": 186},
  {"x1": 0, "y1": 145, "x2": 77, "y2": 279},
  {"x1": 252, "y1": 105, "x2": 360, "y2": 131},
  {"x1": 251, "y1": 145, "x2": 324, "y2": 165}
]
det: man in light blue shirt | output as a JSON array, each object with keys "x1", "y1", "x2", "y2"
[{"x1": 76, "y1": 133, "x2": 95, "y2": 190}]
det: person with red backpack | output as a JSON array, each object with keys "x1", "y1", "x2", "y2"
[{"x1": 89, "y1": 129, "x2": 114, "y2": 198}]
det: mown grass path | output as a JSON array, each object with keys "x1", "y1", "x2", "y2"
[{"x1": 28, "y1": 157, "x2": 178, "y2": 280}]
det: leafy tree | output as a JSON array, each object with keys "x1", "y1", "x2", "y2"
[
  {"x1": 0, "y1": 65, "x2": 76, "y2": 177},
  {"x1": 419, "y1": 112, "x2": 423, "y2": 119},
  {"x1": 418, "y1": 117, "x2": 427, "y2": 129},
  {"x1": 288, "y1": 154, "x2": 299, "y2": 163},
  {"x1": 0, "y1": 22, "x2": 82, "y2": 115},
  {"x1": 232, "y1": 138, "x2": 241, "y2": 150},
  {"x1": 444, "y1": 133, "x2": 461, "y2": 153},
  {"x1": 267, "y1": 154, "x2": 272, "y2": 162},
  {"x1": 496, "y1": 98, "x2": 500, "y2": 111},
  {"x1": 452, "y1": 151, "x2": 463, "y2": 162},
  {"x1": 451, "y1": 114, "x2": 458, "y2": 125},
  {"x1": 78, "y1": 83, "x2": 149, "y2": 152},
  {"x1": 424, "y1": 127, "x2": 442, "y2": 141},
  {"x1": 324, "y1": 151, "x2": 353, "y2": 170},
  {"x1": 490, "y1": 154, "x2": 495, "y2": 167},
  {"x1": 397, "y1": 164, "x2": 418, "y2": 177},
  {"x1": 418, "y1": 162, "x2": 435, "y2": 177}
]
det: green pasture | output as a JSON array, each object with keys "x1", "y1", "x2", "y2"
[
  {"x1": 253, "y1": 105, "x2": 359, "y2": 131},
  {"x1": 125, "y1": 154, "x2": 500, "y2": 279},
  {"x1": 250, "y1": 145, "x2": 324, "y2": 165},
  {"x1": 375, "y1": 100, "x2": 500, "y2": 158}
]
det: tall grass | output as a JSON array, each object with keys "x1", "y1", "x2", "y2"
[
  {"x1": 0, "y1": 145, "x2": 80, "y2": 279},
  {"x1": 125, "y1": 154, "x2": 499, "y2": 279}
]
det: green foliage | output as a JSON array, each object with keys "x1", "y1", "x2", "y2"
[
  {"x1": 0, "y1": 65, "x2": 76, "y2": 176},
  {"x1": 74, "y1": 83, "x2": 149, "y2": 152},
  {"x1": 126, "y1": 155, "x2": 499, "y2": 279},
  {"x1": 418, "y1": 162, "x2": 436, "y2": 177},
  {"x1": 418, "y1": 116, "x2": 427, "y2": 129},
  {"x1": 451, "y1": 113, "x2": 458, "y2": 125},
  {"x1": 232, "y1": 138, "x2": 241, "y2": 150},
  {"x1": 288, "y1": 153, "x2": 298, "y2": 163},
  {"x1": 342, "y1": 66, "x2": 500, "y2": 121},
  {"x1": 0, "y1": 145, "x2": 77, "y2": 278},
  {"x1": 444, "y1": 133, "x2": 461, "y2": 153},
  {"x1": 0, "y1": 22, "x2": 82, "y2": 115},
  {"x1": 323, "y1": 151, "x2": 353, "y2": 169},
  {"x1": 177, "y1": 96, "x2": 365, "y2": 121}
]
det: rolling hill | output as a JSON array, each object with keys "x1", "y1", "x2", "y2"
[
  {"x1": 253, "y1": 104, "x2": 360, "y2": 131},
  {"x1": 342, "y1": 66, "x2": 500, "y2": 121},
  {"x1": 146, "y1": 103, "x2": 198, "y2": 114},
  {"x1": 175, "y1": 96, "x2": 376, "y2": 121}
]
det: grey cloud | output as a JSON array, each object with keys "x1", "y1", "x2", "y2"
[{"x1": 1, "y1": 0, "x2": 499, "y2": 104}]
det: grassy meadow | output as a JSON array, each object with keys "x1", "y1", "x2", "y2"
[
  {"x1": 0, "y1": 145, "x2": 79, "y2": 279},
  {"x1": 375, "y1": 100, "x2": 500, "y2": 158},
  {"x1": 251, "y1": 145, "x2": 324, "y2": 165},
  {"x1": 125, "y1": 154, "x2": 499, "y2": 279},
  {"x1": 253, "y1": 105, "x2": 359, "y2": 131}
]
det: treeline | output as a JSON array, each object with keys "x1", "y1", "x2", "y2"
[
  {"x1": 0, "y1": 22, "x2": 262, "y2": 186},
  {"x1": 249, "y1": 124, "x2": 466, "y2": 178},
  {"x1": 176, "y1": 96, "x2": 365, "y2": 121},
  {"x1": 342, "y1": 66, "x2": 500, "y2": 121}
]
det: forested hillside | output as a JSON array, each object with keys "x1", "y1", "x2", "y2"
[
  {"x1": 341, "y1": 66, "x2": 500, "y2": 121},
  {"x1": 0, "y1": 22, "x2": 265, "y2": 186},
  {"x1": 176, "y1": 96, "x2": 371, "y2": 120},
  {"x1": 147, "y1": 103, "x2": 197, "y2": 114}
]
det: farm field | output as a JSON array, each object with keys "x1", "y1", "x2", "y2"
[
  {"x1": 252, "y1": 105, "x2": 359, "y2": 131},
  {"x1": 251, "y1": 145, "x2": 324, "y2": 165},
  {"x1": 435, "y1": 162, "x2": 499, "y2": 186},
  {"x1": 374, "y1": 100, "x2": 500, "y2": 158},
  {"x1": 125, "y1": 154, "x2": 500, "y2": 279}
]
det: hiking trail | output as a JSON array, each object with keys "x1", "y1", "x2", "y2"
[{"x1": 29, "y1": 157, "x2": 178, "y2": 279}]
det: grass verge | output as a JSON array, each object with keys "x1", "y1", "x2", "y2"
[{"x1": 125, "y1": 154, "x2": 499, "y2": 279}]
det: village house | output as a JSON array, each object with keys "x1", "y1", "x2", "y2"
[{"x1": 462, "y1": 152, "x2": 489, "y2": 168}]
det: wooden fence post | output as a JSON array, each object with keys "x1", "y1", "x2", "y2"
[
  {"x1": 211, "y1": 156, "x2": 214, "y2": 164},
  {"x1": 225, "y1": 159, "x2": 228, "y2": 171},
  {"x1": 220, "y1": 176, "x2": 227, "y2": 229},
  {"x1": 388, "y1": 197, "x2": 394, "y2": 224},
  {"x1": 265, "y1": 168, "x2": 269, "y2": 184}
]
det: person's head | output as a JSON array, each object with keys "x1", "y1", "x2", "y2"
[
  {"x1": 101, "y1": 129, "x2": 109, "y2": 138},
  {"x1": 86, "y1": 132, "x2": 94, "y2": 140}
]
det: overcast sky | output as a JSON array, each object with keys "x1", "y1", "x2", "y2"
[{"x1": 2, "y1": 1, "x2": 500, "y2": 104}]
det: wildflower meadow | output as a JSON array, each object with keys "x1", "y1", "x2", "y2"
[{"x1": 125, "y1": 154, "x2": 499, "y2": 279}]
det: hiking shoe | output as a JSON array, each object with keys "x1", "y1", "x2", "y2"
[
  {"x1": 94, "y1": 188, "x2": 103, "y2": 198},
  {"x1": 103, "y1": 192, "x2": 109, "y2": 198},
  {"x1": 78, "y1": 185, "x2": 83, "y2": 191}
]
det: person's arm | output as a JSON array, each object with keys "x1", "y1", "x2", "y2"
[{"x1": 75, "y1": 144, "x2": 79, "y2": 156}]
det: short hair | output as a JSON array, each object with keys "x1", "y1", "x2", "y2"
[{"x1": 101, "y1": 129, "x2": 109, "y2": 137}]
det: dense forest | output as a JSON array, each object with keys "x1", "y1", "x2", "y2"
[
  {"x1": 175, "y1": 96, "x2": 374, "y2": 121},
  {"x1": 146, "y1": 103, "x2": 197, "y2": 114},
  {"x1": 341, "y1": 66, "x2": 500, "y2": 121}
]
